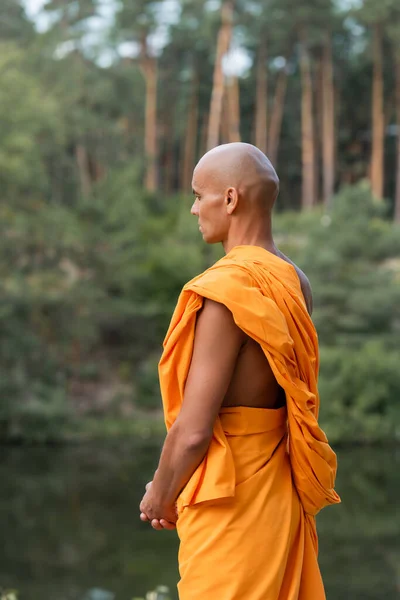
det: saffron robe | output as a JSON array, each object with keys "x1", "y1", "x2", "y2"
[{"x1": 158, "y1": 245, "x2": 340, "y2": 600}]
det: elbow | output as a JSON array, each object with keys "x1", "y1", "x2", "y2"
[
  {"x1": 173, "y1": 424, "x2": 212, "y2": 453},
  {"x1": 184, "y1": 431, "x2": 212, "y2": 453}
]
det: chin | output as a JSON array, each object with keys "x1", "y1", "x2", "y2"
[
  {"x1": 200, "y1": 228, "x2": 223, "y2": 244},
  {"x1": 203, "y1": 235, "x2": 221, "y2": 245}
]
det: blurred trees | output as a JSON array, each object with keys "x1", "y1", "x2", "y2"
[
  {"x1": 0, "y1": 44, "x2": 61, "y2": 200},
  {"x1": 1, "y1": 0, "x2": 400, "y2": 442},
  {"x1": 115, "y1": 0, "x2": 164, "y2": 192},
  {"x1": 1, "y1": 171, "x2": 399, "y2": 442},
  {"x1": 207, "y1": 1, "x2": 234, "y2": 149},
  {"x1": 274, "y1": 185, "x2": 400, "y2": 443},
  {"x1": 386, "y1": 3, "x2": 400, "y2": 220},
  {"x1": 5, "y1": 0, "x2": 399, "y2": 210},
  {"x1": 1, "y1": 0, "x2": 35, "y2": 42}
]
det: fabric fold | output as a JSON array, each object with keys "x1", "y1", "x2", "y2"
[{"x1": 159, "y1": 244, "x2": 340, "y2": 518}]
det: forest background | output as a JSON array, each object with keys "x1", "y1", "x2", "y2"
[{"x1": 2, "y1": 0, "x2": 400, "y2": 445}]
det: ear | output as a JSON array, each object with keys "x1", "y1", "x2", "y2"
[{"x1": 224, "y1": 187, "x2": 239, "y2": 215}]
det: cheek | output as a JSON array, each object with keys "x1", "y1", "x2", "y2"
[
  {"x1": 203, "y1": 200, "x2": 222, "y2": 222},
  {"x1": 199, "y1": 197, "x2": 226, "y2": 230}
]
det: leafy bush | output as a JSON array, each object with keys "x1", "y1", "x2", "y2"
[{"x1": 1, "y1": 179, "x2": 399, "y2": 443}]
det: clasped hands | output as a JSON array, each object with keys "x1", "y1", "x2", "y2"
[{"x1": 139, "y1": 481, "x2": 177, "y2": 531}]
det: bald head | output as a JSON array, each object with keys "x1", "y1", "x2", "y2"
[
  {"x1": 193, "y1": 142, "x2": 279, "y2": 212},
  {"x1": 191, "y1": 143, "x2": 279, "y2": 248}
]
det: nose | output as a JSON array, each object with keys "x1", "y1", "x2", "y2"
[{"x1": 191, "y1": 200, "x2": 199, "y2": 216}]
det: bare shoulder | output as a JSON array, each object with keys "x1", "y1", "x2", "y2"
[
  {"x1": 295, "y1": 267, "x2": 313, "y2": 315},
  {"x1": 195, "y1": 298, "x2": 246, "y2": 344},
  {"x1": 277, "y1": 251, "x2": 313, "y2": 315}
]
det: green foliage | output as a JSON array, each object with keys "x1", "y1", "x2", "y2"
[
  {"x1": 319, "y1": 342, "x2": 400, "y2": 443},
  {"x1": 1, "y1": 1, "x2": 399, "y2": 444},
  {"x1": 136, "y1": 355, "x2": 163, "y2": 409},
  {"x1": 0, "y1": 161, "x2": 206, "y2": 441},
  {"x1": 274, "y1": 184, "x2": 400, "y2": 443},
  {"x1": 1, "y1": 177, "x2": 399, "y2": 443},
  {"x1": 0, "y1": 44, "x2": 62, "y2": 199}
]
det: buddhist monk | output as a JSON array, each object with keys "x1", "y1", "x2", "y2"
[{"x1": 139, "y1": 142, "x2": 340, "y2": 599}]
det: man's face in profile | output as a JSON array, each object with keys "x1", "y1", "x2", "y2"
[{"x1": 191, "y1": 168, "x2": 229, "y2": 244}]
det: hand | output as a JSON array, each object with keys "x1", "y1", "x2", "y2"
[
  {"x1": 140, "y1": 482, "x2": 167, "y2": 529},
  {"x1": 139, "y1": 481, "x2": 177, "y2": 530}
]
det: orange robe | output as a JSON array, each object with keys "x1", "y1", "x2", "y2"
[{"x1": 158, "y1": 245, "x2": 340, "y2": 600}]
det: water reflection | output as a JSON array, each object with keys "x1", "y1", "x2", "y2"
[{"x1": 0, "y1": 443, "x2": 398, "y2": 599}]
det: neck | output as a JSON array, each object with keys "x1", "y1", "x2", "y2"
[{"x1": 222, "y1": 223, "x2": 276, "y2": 256}]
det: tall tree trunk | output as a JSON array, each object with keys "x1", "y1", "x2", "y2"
[
  {"x1": 163, "y1": 134, "x2": 174, "y2": 194},
  {"x1": 207, "y1": 1, "x2": 234, "y2": 150},
  {"x1": 181, "y1": 74, "x2": 199, "y2": 191},
  {"x1": 200, "y1": 112, "x2": 209, "y2": 158},
  {"x1": 254, "y1": 38, "x2": 267, "y2": 153},
  {"x1": 140, "y1": 37, "x2": 158, "y2": 193},
  {"x1": 227, "y1": 75, "x2": 241, "y2": 142},
  {"x1": 314, "y1": 54, "x2": 323, "y2": 204},
  {"x1": 268, "y1": 66, "x2": 288, "y2": 166},
  {"x1": 93, "y1": 156, "x2": 106, "y2": 182},
  {"x1": 370, "y1": 24, "x2": 384, "y2": 199},
  {"x1": 221, "y1": 86, "x2": 231, "y2": 143},
  {"x1": 299, "y1": 34, "x2": 316, "y2": 209},
  {"x1": 321, "y1": 33, "x2": 335, "y2": 207},
  {"x1": 395, "y1": 57, "x2": 400, "y2": 223},
  {"x1": 75, "y1": 144, "x2": 91, "y2": 197}
]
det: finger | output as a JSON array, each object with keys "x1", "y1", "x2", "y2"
[
  {"x1": 159, "y1": 519, "x2": 176, "y2": 530},
  {"x1": 140, "y1": 512, "x2": 150, "y2": 522},
  {"x1": 151, "y1": 519, "x2": 163, "y2": 531}
]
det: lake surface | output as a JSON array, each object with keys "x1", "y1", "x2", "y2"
[{"x1": 1, "y1": 443, "x2": 399, "y2": 600}]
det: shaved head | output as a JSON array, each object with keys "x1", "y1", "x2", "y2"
[
  {"x1": 190, "y1": 143, "x2": 280, "y2": 251},
  {"x1": 193, "y1": 142, "x2": 279, "y2": 212}
]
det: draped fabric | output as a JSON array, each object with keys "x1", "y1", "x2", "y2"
[{"x1": 158, "y1": 245, "x2": 340, "y2": 599}]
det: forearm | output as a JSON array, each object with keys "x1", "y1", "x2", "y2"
[{"x1": 150, "y1": 422, "x2": 211, "y2": 506}]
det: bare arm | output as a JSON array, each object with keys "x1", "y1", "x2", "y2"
[{"x1": 139, "y1": 298, "x2": 245, "y2": 527}]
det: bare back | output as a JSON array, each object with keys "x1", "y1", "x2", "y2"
[{"x1": 222, "y1": 255, "x2": 312, "y2": 410}]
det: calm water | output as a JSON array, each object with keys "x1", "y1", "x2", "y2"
[{"x1": 1, "y1": 442, "x2": 399, "y2": 600}]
